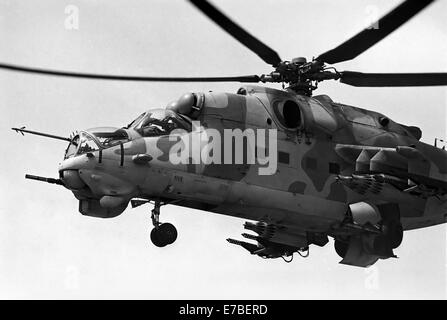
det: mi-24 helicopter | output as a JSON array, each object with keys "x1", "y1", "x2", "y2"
[{"x1": 4, "y1": 0, "x2": 447, "y2": 267}]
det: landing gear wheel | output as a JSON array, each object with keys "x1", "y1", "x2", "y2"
[
  {"x1": 150, "y1": 227, "x2": 167, "y2": 247},
  {"x1": 148, "y1": 201, "x2": 178, "y2": 247},
  {"x1": 150, "y1": 223, "x2": 178, "y2": 247},
  {"x1": 158, "y1": 223, "x2": 178, "y2": 245},
  {"x1": 150, "y1": 224, "x2": 178, "y2": 247}
]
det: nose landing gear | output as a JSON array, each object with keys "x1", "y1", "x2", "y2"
[{"x1": 149, "y1": 201, "x2": 178, "y2": 247}]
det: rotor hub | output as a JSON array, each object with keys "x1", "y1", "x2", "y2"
[{"x1": 259, "y1": 59, "x2": 340, "y2": 95}]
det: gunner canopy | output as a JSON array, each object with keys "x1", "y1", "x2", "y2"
[{"x1": 64, "y1": 128, "x2": 128, "y2": 159}]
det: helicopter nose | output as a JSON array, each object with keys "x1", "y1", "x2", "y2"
[
  {"x1": 60, "y1": 169, "x2": 85, "y2": 189},
  {"x1": 58, "y1": 156, "x2": 90, "y2": 189}
]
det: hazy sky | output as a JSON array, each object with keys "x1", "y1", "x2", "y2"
[{"x1": 1, "y1": 0, "x2": 446, "y2": 299}]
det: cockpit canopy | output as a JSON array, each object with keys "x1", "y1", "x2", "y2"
[
  {"x1": 64, "y1": 109, "x2": 191, "y2": 159},
  {"x1": 88, "y1": 127, "x2": 129, "y2": 147},
  {"x1": 127, "y1": 108, "x2": 191, "y2": 137},
  {"x1": 64, "y1": 127, "x2": 129, "y2": 159}
]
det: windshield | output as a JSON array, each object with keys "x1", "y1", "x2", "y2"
[
  {"x1": 64, "y1": 128, "x2": 129, "y2": 159},
  {"x1": 78, "y1": 133, "x2": 100, "y2": 154},
  {"x1": 131, "y1": 109, "x2": 191, "y2": 137},
  {"x1": 64, "y1": 132, "x2": 99, "y2": 159},
  {"x1": 126, "y1": 112, "x2": 146, "y2": 129},
  {"x1": 88, "y1": 128, "x2": 129, "y2": 148},
  {"x1": 65, "y1": 135, "x2": 79, "y2": 159}
]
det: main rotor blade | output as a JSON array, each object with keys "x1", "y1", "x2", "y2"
[
  {"x1": 189, "y1": 0, "x2": 282, "y2": 67},
  {"x1": 316, "y1": 0, "x2": 435, "y2": 64},
  {"x1": 0, "y1": 63, "x2": 260, "y2": 82},
  {"x1": 340, "y1": 71, "x2": 447, "y2": 87}
]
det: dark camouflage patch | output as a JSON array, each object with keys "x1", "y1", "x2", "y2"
[
  {"x1": 301, "y1": 142, "x2": 331, "y2": 192},
  {"x1": 416, "y1": 142, "x2": 447, "y2": 174},
  {"x1": 156, "y1": 135, "x2": 181, "y2": 162},
  {"x1": 288, "y1": 181, "x2": 306, "y2": 194},
  {"x1": 326, "y1": 181, "x2": 347, "y2": 202}
]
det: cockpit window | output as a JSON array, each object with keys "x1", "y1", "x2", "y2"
[
  {"x1": 64, "y1": 133, "x2": 98, "y2": 159},
  {"x1": 131, "y1": 109, "x2": 191, "y2": 137},
  {"x1": 64, "y1": 129, "x2": 129, "y2": 159},
  {"x1": 77, "y1": 133, "x2": 99, "y2": 154},
  {"x1": 65, "y1": 135, "x2": 79, "y2": 159},
  {"x1": 89, "y1": 129, "x2": 129, "y2": 148},
  {"x1": 126, "y1": 112, "x2": 146, "y2": 129}
]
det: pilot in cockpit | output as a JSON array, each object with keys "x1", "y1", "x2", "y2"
[
  {"x1": 135, "y1": 109, "x2": 191, "y2": 137},
  {"x1": 140, "y1": 116, "x2": 174, "y2": 136}
]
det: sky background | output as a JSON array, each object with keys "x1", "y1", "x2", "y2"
[{"x1": 0, "y1": 0, "x2": 446, "y2": 299}]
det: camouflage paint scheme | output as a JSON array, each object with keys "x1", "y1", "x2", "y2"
[{"x1": 58, "y1": 85, "x2": 447, "y2": 266}]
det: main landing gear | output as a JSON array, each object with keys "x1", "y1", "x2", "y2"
[{"x1": 149, "y1": 201, "x2": 178, "y2": 247}]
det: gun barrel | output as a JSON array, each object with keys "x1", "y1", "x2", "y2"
[{"x1": 25, "y1": 174, "x2": 63, "y2": 185}]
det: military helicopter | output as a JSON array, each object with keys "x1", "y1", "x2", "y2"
[{"x1": 4, "y1": 0, "x2": 447, "y2": 267}]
